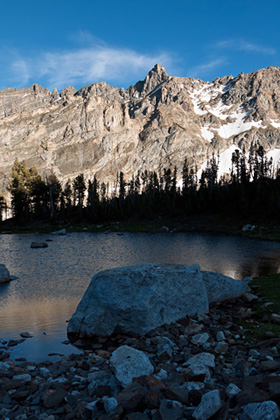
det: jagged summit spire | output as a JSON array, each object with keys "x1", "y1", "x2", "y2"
[
  {"x1": 135, "y1": 63, "x2": 169, "y2": 95},
  {"x1": 149, "y1": 63, "x2": 168, "y2": 77}
]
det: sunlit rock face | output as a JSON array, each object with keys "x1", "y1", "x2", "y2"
[{"x1": 1, "y1": 64, "x2": 280, "y2": 191}]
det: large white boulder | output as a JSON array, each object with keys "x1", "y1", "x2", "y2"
[
  {"x1": 68, "y1": 263, "x2": 249, "y2": 338},
  {"x1": 202, "y1": 271, "x2": 249, "y2": 303},
  {"x1": 67, "y1": 263, "x2": 209, "y2": 337},
  {"x1": 0, "y1": 264, "x2": 10, "y2": 283}
]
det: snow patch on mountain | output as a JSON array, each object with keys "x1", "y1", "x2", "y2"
[
  {"x1": 266, "y1": 149, "x2": 280, "y2": 169},
  {"x1": 201, "y1": 125, "x2": 214, "y2": 142},
  {"x1": 197, "y1": 145, "x2": 241, "y2": 181},
  {"x1": 214, "y1": 109, "x2": 263, "y2": 139},
  {"x1": 270, "y1": 120, "x2": 280, "y2": 128}
]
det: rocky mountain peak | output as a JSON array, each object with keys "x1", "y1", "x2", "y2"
[{"x1": 134, "y1": 63, "x2": 169, "y2": 96}]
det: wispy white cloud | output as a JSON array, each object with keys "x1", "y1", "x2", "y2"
[
  {"x1": 1, "y1": 38, "x2": 174, "y2": 90},
  {"x1": 187, "y1": 58, "x2": 228, "y2": 79},
  {"x1": 215, "y1": 39, "x2": 276, "y2": 55}
]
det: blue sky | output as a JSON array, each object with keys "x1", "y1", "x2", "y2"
[{"x1": 0, "y1": 0, "x2": 279, "y2": 91}]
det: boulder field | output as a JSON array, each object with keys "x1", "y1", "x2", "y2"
[
  {"x1": 67, "y1": 263, "x2": 249, "y2": 338},
  {"x1": 1, "y1": 291, "x2": 280, "y2": 419}
]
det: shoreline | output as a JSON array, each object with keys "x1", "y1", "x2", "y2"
[{"x1": 1, "y1": 212, "x2": 280, "y2": 242}]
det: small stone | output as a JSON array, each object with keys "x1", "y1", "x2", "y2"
[
  {"x1": 154, "y1": 369, "x2": 168, "y2": 381},
  {"x1": 43, "y1": 388, "x2": 67, "y2": 409},
  {"x1": 159, "y1": 399, "x2": 183, "y2": 420},
  {"x1": 40, "y1": 367, "x2": 51, "y2": 377},
  {"x1": 188, "y1": 365, "x2": 211, "y2": 381},
  {"x1": 271, "y1": 313, "x2": 280, "y2": 323},
  {"x1": 249, "y1": 349, "x2": 260, "y2": 357},
  {"x1": 185, "y1": 323, "x2": 203, "y2": 336},
  {"x1": 110, "y1": 345, "x2": 154, "y2": 388},
  {"x1": 19, "y1": 332, "x2": 33, "y2": 338},
  {"x1": 183, "y1": 381, "x2": 205, "y2": 392},
  {"x1": 13, "y1": 373, "x2": 31, "y2": 382},
  {"x1": 163, "y1": 386, "x2": 189, "y2": 405},
  {"x1": 184, "y1": 352, "x2": 215, "y2": 369},
  {"x1": 192, "y1": 390, "x2": 222, "y2": 420},
  {"x1": 104, "y1": 397, "x2": 118, "y2": 413},
  {"x1": 51, "y1": 228, "x2": 67, "y2": 235},
  {"x1": 214, "y1": 341, "x2": 228, "y2": 354},
  {"x1": 261, "y1": 360, "x2": 280, "y2": 371},
  {"x1": 242, "y1": 293, "x2": 259, "y2": 302},
  {"x1": 157, "y1": 336, "x2": 174, "y2": 361},
  {"x1": 216, "y1": 331, "x2": 226, "y2": 342},
  {"x1": 191, "y1": 333, "x2": 209, "y2": 346},
  {"x1": 116, "y1": 382, "x2": 147, "y2": 411},
  {"x1": 0, "y1": 361, "x2": 10, "y2": 371},
  {"x1": 226, "y1": 383, "x2": 241, "y2": 398}
]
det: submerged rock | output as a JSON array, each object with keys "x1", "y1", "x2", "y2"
[{"x1": 0, "y1": 264, "x2": 10, "y2": 283}]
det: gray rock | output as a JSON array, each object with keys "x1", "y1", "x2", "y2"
[
  {"x1": 43, "y1": 388, "x2": 67, "y2": 409},
  {"x1": 68, "y1": 263, "x2": 209, "y2": 337},
  {"x1": 187, "y1": 364, "x2": 211, "y2": 380},
  {"x1": 271, "y1": 313, "x2": 280, "y2": 323},
  {"x1": 240, "y1": 401, "x2": 279, "y2": 420},
  {"x1": 103, "y1": 397, "x2": 118, "y2": 413},
  {"x1": 19, "y1": 332, "x2": 33, "y2": 338},
  {"x1": 214, "y1": 341, "x2": 228, "y2": 354},
  {"x1": 226, "y1": 383, "x2": 241, "y2": 398},
  {"x1": 202, "y1": 271, "x2": 249, "y2": 303},
  {"x1": 51, "y1": 228, "x2": 67, "y2": 235},
  {"x1": 242, "y1": 224, "x2": 255, "y2": 232},
  {"x1": 87, "y1": 370, "x2": 119, "y2": 397},
  {"x1": 0, "y1": 264, "x2": 10, "y2": 283},
  {"x1": 216, "y1": 331, "x2": 226, "y2": 342},
  {"x1": 157, "y1": 336, "x2": 175, "y2": 360},
  {"x1": 192, "y1": 390, "x2": 222, "y2": 420},
  {"x1": 183, "y1": 381, "x2": 205, "y2": 391},
  {"x1": 110, "y1": 345, "x2": 154, "y2": 388},
  {"x1": 159, "y1": 399, "x2": 183, "y2": 420},
  {"x1": 39, "y1": 367, "x2": 51, "y2": 378},
  {"x1": 13, "y1": 373, "x2": 32, "y2": 382},
  {"x1": 184, "y1": 352, "x2": 215, "y2": 369},
  {"x1": 191, "y1": 333, "x2": 209, "y2": 346},
  {"x1": 0, "y1": 361, "x2": 11, "y2": 370},
  {"x1": 31, "y1": 241, "x2": 48, "y2": 248}
]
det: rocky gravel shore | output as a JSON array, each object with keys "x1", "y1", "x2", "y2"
[{"x1": 1, "y1": 290, "x2": 280, "y2": 419}]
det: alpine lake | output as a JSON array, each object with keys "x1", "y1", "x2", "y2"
[{"x1": 1, "y1": 231, "x2": 280, "y2": 362}]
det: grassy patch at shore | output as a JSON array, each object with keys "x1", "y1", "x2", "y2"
[{"x1": 240, "y1": 273, "x2": 280, "y2": 342}]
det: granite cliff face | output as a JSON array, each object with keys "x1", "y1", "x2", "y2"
[{"x1": 1, "y1": 64, "x2": 280, "y2": 192}]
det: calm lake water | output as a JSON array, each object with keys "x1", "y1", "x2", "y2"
[{"x1": 1, "y1": 231, "x2": 280, "y2": 362}]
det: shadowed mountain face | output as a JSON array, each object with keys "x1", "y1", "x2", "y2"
[{"x1": 1, "y1": 64, "x2": 280, "y2": 191}]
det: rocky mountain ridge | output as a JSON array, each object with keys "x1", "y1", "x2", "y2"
[{"x1": 1, "y1": 64, "x2": 280, "y2": 192}]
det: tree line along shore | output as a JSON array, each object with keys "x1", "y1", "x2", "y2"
[{"x1": 0, "y1": 146, "x2": 279, "y2": 233}]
